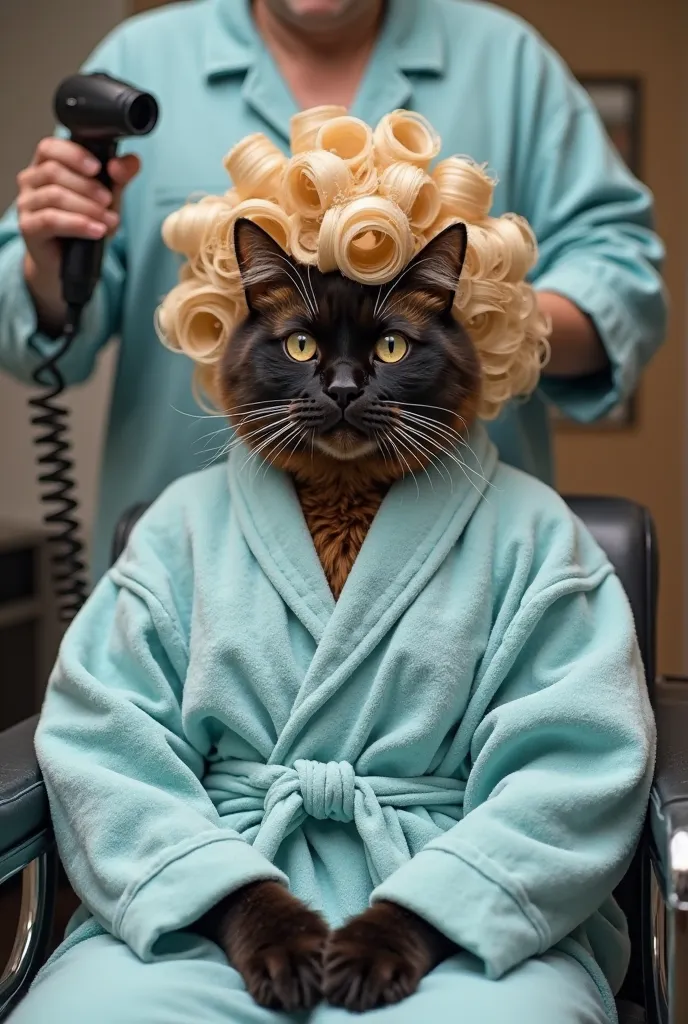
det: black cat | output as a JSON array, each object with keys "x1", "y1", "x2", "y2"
[{"x1": 197, "y1": 218, "x2": 478, "y2": 1012}]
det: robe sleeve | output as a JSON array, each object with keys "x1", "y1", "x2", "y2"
[
  {"x1": 371, "y1": 553, "x2": 655, "y2": 980},
  {"x1": 34, "y1": 499, "x2": 286, "y2": 962},
  {"x1": 509, "y1": 26, "x2": 667, "y2": 421}
]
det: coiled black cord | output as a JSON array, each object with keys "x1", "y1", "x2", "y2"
[{"x1": 28, "y1": 304, "x2": 89, "y2": 624}]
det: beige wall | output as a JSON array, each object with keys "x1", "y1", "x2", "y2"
[{"x1": 0, "y1": 0, "x2": 124, "y2": 549}]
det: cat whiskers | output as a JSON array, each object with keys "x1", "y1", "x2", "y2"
[
  {"x1": 195, "y1": 402, "x2": 295, "y2": 452},
  {"x1": 389, "y1": 427, "x2": 435, "y2": 492},
  {"x1": 171, "y1": 405, "x2": 227, "y2": 422},
  {"x1": 379, "y1": 400, "x2": 493, "y2": 495},
  {"x1": 395, "y1": 416, "x2": 491, "y2": 499},
  {"x1": 195, "y1": 423, "x2": 232, "y2": 453},
  {"x1": 398, "y1": 414, "x2": 491, "y2": 491},
  {"x1": 196, "y1": 399, "x2": 299, "y2": 457},
  {"x1": 374, "y1": 258, "x2": 436, "y2": 319},
  {"x1": 260, "y1": 423, "x2": 309, "y2": 480},
  {"x1": 378, "y1": 432, "x2": 420, "y2": 498},
  {"x1": 203, "y1": 414, "x2": 294, "y2": 468},
  {"x1": 175, "y1": 398, "x2": 294, "y2": 430},
  {"x1": 374, "y1": 431, "x2": 393, "y2": 471},
  {"x1": 306, "y1": 264, "x2": 318, "y2": 317},
  {"x1": 203, "y1": 400, "x2": 305, "y2": 464},
  {"x1": 240, "y1": 407, "x2": 313, "y2": 477},
  {"x1": 374, "y1": 284, "x2": 384, "y2": 319},
  {"x1": 382, "y1": 400, "x2": 474, "y2": 463},
  {"x1": 390, "y1": 424, "x2": 453, "y2": 491},
  {"x1": 242, "y1": 419, "x2": 301, "y2": 475},
  {"x1": 370, "y1": 419, "x2": 420, "y2": 485},
  {"x1": 389, "y1": 402, "x2": 486, "y2": 469},
  {"x1": 267, "y1": 254, "x2": 318, "y2": 319}
]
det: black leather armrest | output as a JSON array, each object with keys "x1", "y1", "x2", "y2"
[
  {"x1": 0, "y1": 715, "x2": 49, "y2": 860},
  {"x1": 111, "y1": 501, "x2": 150, "y2": 565},
  {"x1": 650, "y1": 682, "x2": 688, "y2": 907}
]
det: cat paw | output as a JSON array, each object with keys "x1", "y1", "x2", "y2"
[
  {"x1": 223, "y1": 882, "x2": 328, "y2": 1012},
  {"x1": 323, "y1": 902, "x2": 439, "y2": 1011},
  {"x1": 241, "y1": 917, "x2": 327, "y2": 1012}
]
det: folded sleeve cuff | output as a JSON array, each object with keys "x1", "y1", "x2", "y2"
[
  {"x1": 534, "y1": 261, "x2": 645, "y2": 423},
  {"x1": 114, "y1": 831, "x2": 287, "y2": 961},
  {"x1": 0, "y1": 236, "x2": 108, "y2": 385},
  {"x1": 371, "y1": 841, "x2": 548, "y2": 980}
]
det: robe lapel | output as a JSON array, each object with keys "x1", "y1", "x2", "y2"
[
  {"x1": 240, "y1": 51, "x2": 297, "y2": 145},
  {"x1": 350, "y1": 0, "x2": 445, "y2": 129},
  {"x1": 228, "y1": 452, "x2": 335, "y2": 643},
  {"x1": 271, "y1": 426, "x2": 499, "y2": 762},
  {"x1": 350, "y1": 4, "x2": 412, "y2": 128}
]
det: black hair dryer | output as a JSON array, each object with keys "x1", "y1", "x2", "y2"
[
  {"x1": 28, "y1": 73, "x2": 159, "y2": 626},
  {"x1": 53, "y1": 72, "x2": 159, "y2": 332}
]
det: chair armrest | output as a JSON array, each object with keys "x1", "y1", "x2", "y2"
[
  {"x1": 650, "y1": 681, "x2": 688, "y2": 908},
  {"x1": 0, "y1": 715, "x2": 49, "y2": 863}
]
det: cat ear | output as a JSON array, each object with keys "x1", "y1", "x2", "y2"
[
  {"x1": 398, "y1": 223, "x2": 468, "y2": 312},
  {"x1": 234, "y1": 218, "x2": 300, "y2": 312}
]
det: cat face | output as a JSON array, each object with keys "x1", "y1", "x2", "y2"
[{"x1": 218, "y1": 220, "x2": 481, "y2": 474}]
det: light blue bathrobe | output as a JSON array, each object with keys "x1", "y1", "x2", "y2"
[{"x1": 14, "y1": 426, "x2": 654, "y2": 1024}]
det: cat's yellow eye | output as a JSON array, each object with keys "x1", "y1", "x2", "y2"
[
  {"x1": 375, "y1": 332, "x2": 409, "y2": 364},
  {"x1": 284, "y1": 332, "x2": 317, "y2": 362}
]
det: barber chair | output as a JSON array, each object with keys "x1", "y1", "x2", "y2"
[{"x1": 0, "y1": 497, "x2": 686, "y2": 1023}]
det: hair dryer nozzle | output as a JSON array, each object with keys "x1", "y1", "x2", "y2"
[{"x1": 54, "y1": 73, "x2": 159, "y2": 140}]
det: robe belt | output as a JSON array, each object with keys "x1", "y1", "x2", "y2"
[{"x1": 205, "y1": 758, "x2": 465, "y2": 885}]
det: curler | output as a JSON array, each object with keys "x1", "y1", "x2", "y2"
[
  {"x1": 489, "y1": 215, "x2": 538, "y2": 281},
  {"x1": 290, "y1": 105, "x2": 347, "y2": 153},
  {"x1": 162, "y1": 195, "x2": 232, "y2": 258},
  {"x1": 200, "y1": 199, "x2": 291, "y2": 287},
  {"x1": 282, "y1": 151, "x2": 353, "y2": 218},
  {"x1": 315, "y1": 115, "x2": 374, "y2": 176},
  {"x1": 224, "y1": 133, "x2": 287, "y2": 200},
  {"x1": 158, "y1": 281, "x2": 242, "y2": 363},
  {"x1": 158, "y1": 105, "x2": 551, "y2": 427},
  {"x1": 432, "y1": 157, "x2": 494, "y2": 221},
  {"x1": 373, "y1": 110, "x2": 441, "y2": 170},
  {"x1": 289, "y1": 215, "x2": 321, "y2": 265},
  {"x1": 319, "y1": 196, "x2": 414, "y2": 284},
  {"x1": 378, "y1": 162, "x2": 441, "y2": 231}
]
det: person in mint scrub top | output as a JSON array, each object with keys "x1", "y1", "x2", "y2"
[{"x1": 0, "y1": 0, "x2": 667, "y2": 582}]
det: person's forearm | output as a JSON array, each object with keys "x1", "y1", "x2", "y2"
[{"x1": 538, "y1": 291, "x2": 608, "y2": 378}]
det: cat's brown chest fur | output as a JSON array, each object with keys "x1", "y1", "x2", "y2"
[{"x1": 296, "y1": 478, "x2": 389, "y2": 600}]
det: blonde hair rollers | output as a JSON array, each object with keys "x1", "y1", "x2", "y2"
[
  {"x1": 157, "y1": 108, "x2": 550, "y2": 420},
  {"x1": 290, "y1": 105, "x2": 347, "y2": 153},
  {"x1": 318, "y1": 197, "x2": 414, "y2": 282}
]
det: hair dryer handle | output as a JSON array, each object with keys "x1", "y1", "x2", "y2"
[
  {"x1": 82, "y1": 135, "x2": 117, "y2": 190},
  {"x1": 60, "y1": 136, "x2": 117, "y2": 315}
]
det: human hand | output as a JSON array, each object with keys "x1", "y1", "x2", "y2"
[
  {"x1": 537, "y1": 291, "x2": 607, "y2": 377},
  {"x1": 17, "y1": 137, "x2": 140, "y2": 333}
]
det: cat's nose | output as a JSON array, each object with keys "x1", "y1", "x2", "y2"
[{"x1": 326, "y1": 382, "x2": 362, "y2": 408}]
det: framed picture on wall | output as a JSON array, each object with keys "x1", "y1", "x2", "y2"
[
  {"x1": 579, "y1": 77, "x2": 642, "y2": 176},
  {"x1": 552, "y1": 75, "x2": 643, "y2": 432}
]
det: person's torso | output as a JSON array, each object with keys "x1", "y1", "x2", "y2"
[{"x1": 92, "y1": 0, "x2": 555, "y2": 579}]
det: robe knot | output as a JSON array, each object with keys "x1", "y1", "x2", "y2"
[{"x1": 264, "y1": 759, "x2": 356, "y2": 823}]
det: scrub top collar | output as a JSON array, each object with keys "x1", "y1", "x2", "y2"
[{"x1": 206, "y1": 0, "x2": 446, "y2": 140}]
